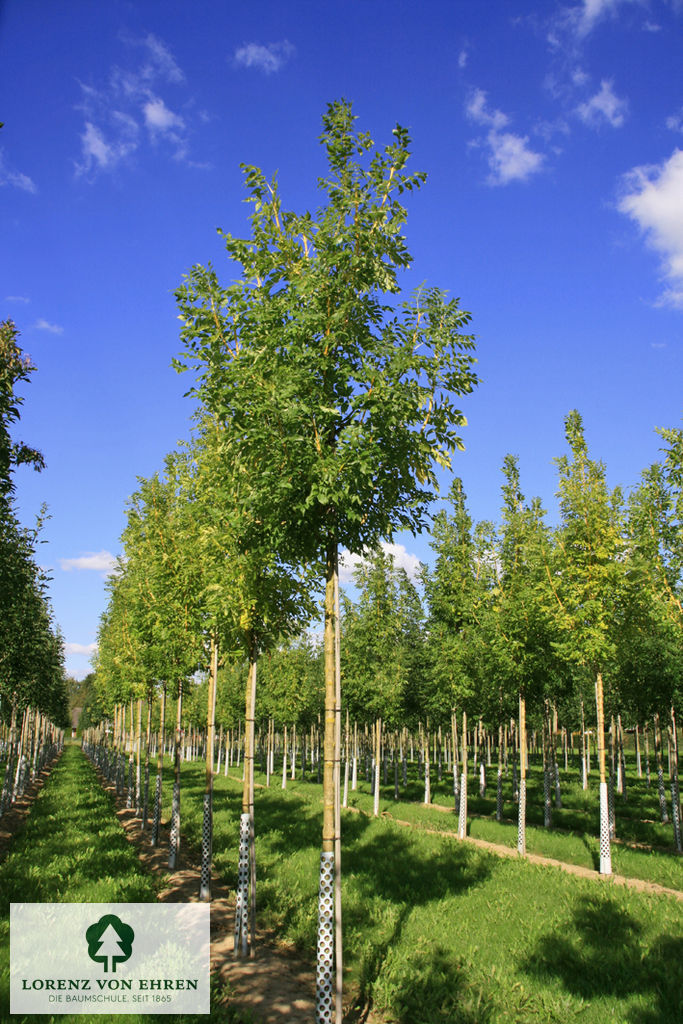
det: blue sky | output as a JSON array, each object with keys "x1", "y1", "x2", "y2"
[{"x1": 1, "y1": 0, "x2": 682, "y2": 679}]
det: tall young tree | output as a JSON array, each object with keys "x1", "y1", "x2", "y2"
[
  {"x1": 550, "y1": 411, "x2": 628, "y2": 875},
  {"x1": 175, "y1": 101, "x2": 478, "y2": 1022}
]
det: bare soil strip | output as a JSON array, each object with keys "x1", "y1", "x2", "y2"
[{"x1": 380, "y1": 809, "x2": 683, "y2": 901}]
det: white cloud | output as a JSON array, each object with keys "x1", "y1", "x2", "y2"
[
  {"x1": 466, "y1": 89, "x2": 544, "y2": 186},
  {"x1": 74, "y1": 34, "x2": 192, "y2": 177},
  {"x1": 577, "y1": 79, "x2": 628, "y2": 127},
  {"x1": 143, "y1": 96, "x2": 184, "y2": 133},
  {"x1": 233, "y1": 41, "x2": 295, "y2": 74},
  {"x1": 569, "y1": 0, "x2": 639, "y2": 37},
  {"x1": 64, "y1": 641, "x2": 97, "y2": 657},
  {"x1": 339, "y1": 542, "x2": 422, "y2": 585},
  {"x1": 488, "y1": 132, "x2": 545, "y2": 185},
  {"x1": 466, "y1": 89, "x2": 509, "y2": 131},
  {"x1": 458, "y1": 48, "x2": 468, "y2": 70},
  {"x1": 34, "y1": 318, "x2": 63, "y2": 334},
  {"x1": 6, "y1": 295, "x2": 29, "y2": 303},
  {"x1": 618, "y1": 149, "x2": 683, "y2": 308},
  {"x1": 75, "y1": 120, "x2": 138, "y2": 176},
  {"x1": 60, "y1": 550, "x2": 117, "y2": 573},
  {"x1": 0, "y1": 150, "x2": 36, "y2": 193},
  {"x1": 667, "y1": 108, "x2": 683, "y2": 133},
  {"x1": 139, "y1": 33, "x2": 185, "y2": 84}
]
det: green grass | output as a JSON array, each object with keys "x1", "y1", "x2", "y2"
[
  {"x1": 152, "y1": 752, "x2": 683, "y2": 1023},
  {"x1": 2, "y1": 743, "x2": 681, "y2": 1023},
  {"x1": 0, "y1": 744, "x2": 246, "y2": 1024}
]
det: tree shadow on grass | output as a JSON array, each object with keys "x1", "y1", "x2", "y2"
[
  {"x1": 522, "y1": 894, "x2": 683, "y2": 1024},
  {"x1": 342, "y1": 827, "x2": 494, "y2": 1021}
]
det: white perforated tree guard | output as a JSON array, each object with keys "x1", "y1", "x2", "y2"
[
  {"x1": 457, "y1": 772, "x2": 467, "y2": 840},
  {"x1": 151, "y1": 773, "x2": 162, "y2": 847},
  {"x1": 315, "y1": 851, "x2": 334, "y2": 1024},
  {"x1": 599, "y1": 781, "x2": 612, "y2": 875},
  {"x1": 199, "y1": 791, "x2": 212, "y2": 900},
  {"x1": 671, "y1": 780, "x2": 682, "y2": 852},
  {"x1": 234, "y1": 812, "x2": 250, "y2": 957},
  {"x1": 657, "y1": 767, "x2": 669, "y2": 823},
  {"x1": 517, "y1": 778, "x2": 526, "y2": 855},
  {"x1": 168, "y1": 780, "x2": 180, "y2": 870}
]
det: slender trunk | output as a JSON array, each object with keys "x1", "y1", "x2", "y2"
[
  {"x1": 457, "y1": 712, "x2": 468, "y2": 840},
  {"x1": 517, "y1": 695, "x2": 527, "y2": 855},
  {"x1": 200, "y1": 637, "x2": 218, "y2": 901},
  {"x1": 342, "y1": 711, "x2": 350, "y2": 809},
  {"x1": 595, "y1": 672, "x2": 612, "y2": 875},
  {"x1": 235, "y1": 638, "x2": 257, "y2": 955},
  {"x1": 670, "y1": 705, "x2": 681, "y2": 852},
  {"x1": 168, "y1": 680, "x2": 183, "y2": 870},
  {"x1": 135, "y1": 698, "x2": 143, "y2": 817},
  {"x1": 654, "y1": 712, "x2": 669, "y2": 824},
  {"x1": 142, "y1": 695, "x2": 152, "y2": 831},
  {"x1": 496, "y1": 723, "x2": 503, "y2": 822},
  {"x1": 451, "y1": 711, "x2": 460, "y2": 810},
  {"x1": 423, "y1": 723, "x2": 431, "y2": 805},
  {"x1": 543, "y1": 701, "x2": 552, "y2": 828},
  {"x1": 635, "y1": 723, "x2": 642, "y2": 778},
  {"x1": 373, "y1": 718, "x2": 381, "y2": 816},
  {"x1": 333, "y1": 557, "x2": 343, "y2": 1024},
  {"x1": 152, "y1": 683, "x2": 166, "y2": 847},
  {"x1": 316, "y1": 536, "x2": 338, "y2": 1024},
  {"x1": 126, "y1": 699, "x2": 134, "y2": 808}
]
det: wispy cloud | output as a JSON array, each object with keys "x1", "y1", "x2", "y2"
[
  {"x1": 0, "y1": 150, "x2": 36, "y2": 193},
  {"x1": 64, "y1": 641, "x2": 98, "y2": 657},
  {"x1": 6, "y1": 295, "x2": 30, "y2": 303},
  {"x1": 577, "y1": 79, "x2": 628, "y2": 127},
  {"x1": 33, "y1": 318, "x2": 64, "y2": 334},
  {"x1": 60, "y1": 550, "x2": 117, "y2": 574},
  {"x1": 74, "y1": 34, "x2": 193, "y2": 178},
  {"x1": 233, "y1": 41, "x2": 295, "y2": 74},
  {"x1": 618, "y1": 149, "x2": 683, "y2": 308},
  {"x1": 667, "y1": 108, "x2": 683, "y2": 133},
  {"x1": 466, "y1": 89, "x2": 544, "y2": 185},
  {"x1": 562, "y1": 0, "x2": 640, "y2": 39}
]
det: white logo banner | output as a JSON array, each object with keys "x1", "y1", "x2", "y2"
[{"x1": 11, "y1": 903, "x2": 210, "y2": 1015}]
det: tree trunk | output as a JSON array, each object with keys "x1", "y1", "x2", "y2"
[
  {"x1": 595, "y1": 672, "x2": 612, "y2": 875},
  {"x1": 135, "y1": 698, "x2": 143, "y2": 817},
  {"x1": 670, "y1": 705, "x2": 682, "y2": 852},
  {"x1": 654, "y1": 712, "x2": 669, "y2": 824},
  {"x1": 168, "y1": 680, "x2": 183, "y2": 870},
  {"x1": 457, "y1": 711, "x2": 467, "y2": 840},
  {"x1": 235, "y1": 639, "x2": 257, "y2": 955},
  {"x1": 142, "y1": 695, "x2": 152, "y2": 831},
  {"x1": 373, "y1": 718, "x2": 381, "y2": 817},
  {"x1": 316, "y1": 535, "x2": 338, "y2": 1024},
  {"x1": 517, "y1": 695, "x2": 527, "y2": 855},
  {"x1": 152, "y1": 683, "x2": 166, "y2": 847},
  {"x1": 200, "y1": 637, "x2": 218, "y2": 900}
]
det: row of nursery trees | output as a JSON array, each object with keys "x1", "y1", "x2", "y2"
[
  {"x1": 0, "y1": 319, "x2": 69, "y2": 814},
  {"x1": 87, "y1": 102, "x2": 681, "y2": 1024}
]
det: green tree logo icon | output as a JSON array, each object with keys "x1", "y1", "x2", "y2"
[{"x1": 85, "y1": 914, "x2": 135, "y2": 973}]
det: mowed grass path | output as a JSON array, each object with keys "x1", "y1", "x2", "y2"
[
  {"x1": 159, "y1": 756, "x2": 683, "y2": 1023},
  {"x1": 0, "y1": 744, "x2": 238, "y2": 1024}
]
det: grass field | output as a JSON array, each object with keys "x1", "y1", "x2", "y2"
[
  {"x1": 155, "y1": 748, "x2": 683, "y2": 1023},
  {"x1": 1, "y1": 743, "x2": 681, "y2": 1023},
  {"x1": 0, "y1": 745, "x2": 241, "y2": 1024}
]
